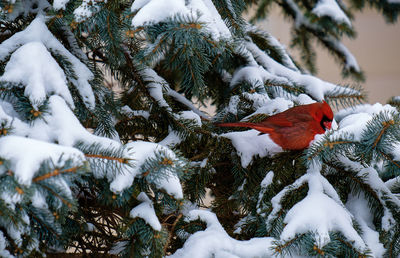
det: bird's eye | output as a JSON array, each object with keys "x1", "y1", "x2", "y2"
[{"x1": 320, "y1": 116, "x2": 332, "y2": 131}]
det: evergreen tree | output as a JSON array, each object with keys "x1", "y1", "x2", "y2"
[{"x1": 0, "y1": 0, "x2": 399, "y2": 257}]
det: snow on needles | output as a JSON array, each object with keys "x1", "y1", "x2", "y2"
[
  {"x1": 131, "y1": 0, "x2": 231, "y2": 40},
  {"x1": 113, "y1": 141, "x2": 183, "y2": 198},
  {"x1": 0, "y1": 42, "x2": 74, "y2": 109},
  {"x1": 312, "y1": 0, "x2": 351, "y2": 26},
  {"x1": 269, "y1": 163, "x2": 367, "y2": 251},
  {"x1": 74, "y1": 0, "x2": 107, "y2": 22},
  {"x1": 52, "y1": 0, "x2": 70, "y2": 10},
  {"x1": 169, "y1": 210, "x2": 275, "y2": 258},
  {"x1": 0, "y1": 16, "x2": 96, "y2": 109},
  {"x1": 245, "y1": 41, "x2": 337, "y2": 100},
  {"x1": 0, "y1": 136, "x2": 85, "y2": 185},
  {"x1": 130, "y1": 192, "x2": 162, "y2": 231},
  {"x1": 222, "y1": 130, "x2": 282, "y2": 168}
]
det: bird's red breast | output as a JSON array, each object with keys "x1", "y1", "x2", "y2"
[{"x1": 218, "y1": 101, "x2": 333, "y2": 150}]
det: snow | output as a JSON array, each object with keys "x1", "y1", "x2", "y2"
[
  {"x1": 261, "y1": 171, "x2": 274, "y2": 188},
  {"x1": 31, "y1": 190, "x2": 48, "y2": 209},
  {"x1": 159, "y1": 111, "x2": 202, "y2": 147},
  {"x1": 385, "y1": 177, "x2": 400, "y2": 190},
  {"x1": 167, "y1": 90, "x2": 210, "y2": 120},
  {"x1": 312, "y1": 0, "x2": 351, "y2": 26},
  {"x1": 188, "y1": 0, "x2": 232, "y2": 39},
  {"x1": 335, "y1": 103, "x2": 397, "y2": 141},
  {"x1": 281, "y1": 166, "x2": 366, "y2": 250},
  {"x1": 335, "y1": 103, "x2": 397, "y2": 123},
  {"x1": 159, "y1": 130, "x2": 182, "y2": 147},
  {"x1": 346, "y1": 193, "x2": 385, "y2": 257},
  {"x1": 179, "y1": 111, "x2": 202, "y2": 126},
  {"x1": 230, "y1": 66, "x2": 271, "y2": 88},
  {"x1": 113, "y1": 141, "x2": 183, "y2": 198},
  {"x1": 0, "y1": 136, "x2": 85, "y2": 185},
  {"x1": 329, "y1": 38, "x2": 360, "y2": 71},
  {"x1": 142, "y1": 68, "x2": 170, "y2": 109},
  {"x1": 0, "y1": 191, "x2": 22, "y2": 211},
  {"x1": 0, "y1": 231, "x2": 13, "y2": 258},
  {"x1": 53, "y1": 0, "x2": 70, "y2": 10},
  {"x1": 131, "y1": 0, "x2": 231, "y2": 40},
  {"x1": 227, "y1": 95, "x2": 240, "y2": 115},
  {"x1": 221, "y1": 130, "x2": 283, "y2": 168},
  {"x1": 0, "y1": 42, "x2": 74, "y2": 109},
  {"x1": 138, "y1": 68, "x2": 210, "y2": 119},
  {"x1": 131, "y1": 0, "x2": 188, "y2": 26},
  {"x1": 169, "y1": 210, "x2": 275, "y2": 258},
  {"x1": 269, "y1": 0, "x2": 359, "y2": 72},
  {"x1": 241, "y1": 97, "x2": 293, "y2": 121},
  {"x1": 74, "y1": 0, "x2": 106, "y2": 22},
  {"x1": 0, "y1": 16, "x2": 96, "y2": 109},
  {"x1": 130, "y1": 192, "x2": 162, "y2": 231},
  {"x1": 131, "y1": 0, "x2": 151, "y2": 11},
  {"x1": 337, "y1": 156, "x2": 400, "y2": 233},
  {"x1": 121, "y1": 106, "x2": 150, "y2": 120},
  {"x1": 245, "y1": 41, "x2": 337, "y2": 100},
  {"x1": 32, "y1": 96, "x2": 121, "y2": 149}
]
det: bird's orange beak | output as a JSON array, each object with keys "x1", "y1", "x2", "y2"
[{"x1": 323, "y1": 121, "x2": 332, "y2": 130}]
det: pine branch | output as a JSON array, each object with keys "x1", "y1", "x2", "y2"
[{"x1": 32, "y1": 166, "x2": 81, "y2": 182}]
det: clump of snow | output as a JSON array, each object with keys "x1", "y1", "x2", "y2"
[
  {"x1": 113, "y1": 141, "x2": 183, "y2": 198},
  {"x1": 222, "y1": 130, "x2": 283, "y2": 168},
  {"x1": 167, "y1": 90, "x2": 210, "y2": 120},
  {"x1": 346, "y1": 193, "x2": 385, "y2": 257},
  {"x1": 169, "y1": 210, "x2": 275, "y2": 258},
  {"x1": 242, "y1": 92, "x2": 270, "y2": 110},
  {"x1": 131, "y1": 0, "x2": 231, "y2": 40},
  {"x1": 245, "y1": 41, "x2": 337, "y2": 100},
  {"x1": 271, "y1": 0, "x2": 359, "y2": 72},
  {"x1": 31, "y1": 96, "x2": 121, "y2": 149},
  {"x1": 132, "y1": 0, "x2": 188, "y2": 26},
  {"x1": 142, "y1": 68, "x2": 171, "y2": 109},
  {"x1": 335, "y1": 103, "x2": 397, "y2": 122},
  {"x1": 0, "y1": 136, "x2": 85, "y2": 185},
  {"x1": 159, "y1": 130, "x2": 182, "y2": 147},
  {"x1": 335, "y1": 103, "x2": 397, "y2": 141},
  {"x1": 227, "y1": 95, "x2": 240, "y2": 115},
  {"x1": 178, "y1": 110, "x2": 202, "y2": 126},
  {"x1": 31, "y1": 190, "x2": 48, "y2": 209},
  {"x1": 160, "y1": 111, "x2": 202, "y2": 147},
  {"x1": 121, "y1": 105, "x2": 150, "y2": 120},
  {"x1": 292, "y1": 94, "x2": 315, "y2": 105},
  {"x1": 0, "y1": 16, "x2": 95, "y2": 109},
  {"x1": 53, "y1": 0, "x2": 70, "y2": 10},
  {"x1": 0, "y1": 231, "x2": 13, "y2": 258},
  {"x1": 230, "y1": 66, "x2": 271, "y2": 88},
  {"x1": 312, "y1": 0, "x2": 351, "y2": 26},
  {"x1": 261, "y1": 171, "x2": 274, "y2": 188},
  {"x1": 74, "y1": 0, "x2": 107, "y2": 22},
  {"x1": 242, "y1": 97, "x2": 293, "y2": 121},
  {"x1": 0, "y1": 42, "x2": 74, "y2": 109},
  {"x1": 130, "y1": 192, "x2": 162, "y2": 231},
  {"x1": 280, "y1": 165, "x2": 366, "y2": 250}
]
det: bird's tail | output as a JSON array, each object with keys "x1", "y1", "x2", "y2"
[{"x1": 217, "y1": 122, "x2": 274, "y2": 134}]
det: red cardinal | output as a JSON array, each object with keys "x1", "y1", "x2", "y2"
[{"x1": 218, "y1": 101, "x2": 333, "y2": 150}]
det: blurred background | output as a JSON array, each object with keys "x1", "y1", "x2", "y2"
[{"x1": 253, "y1": 7, "x2": 400, "y2": 104}]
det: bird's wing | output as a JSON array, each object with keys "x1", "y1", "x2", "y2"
[{"x1": 260, "y1": 115, "x2": 293, "y2": 128}]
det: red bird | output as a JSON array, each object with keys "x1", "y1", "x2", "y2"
[{"x1": 218, "y1": 101, "x2": 334, "y2": 150}]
